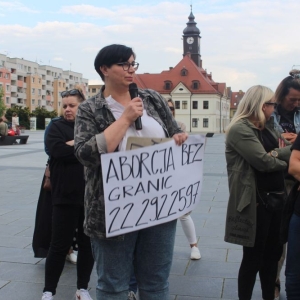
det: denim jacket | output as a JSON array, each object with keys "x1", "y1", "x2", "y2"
[
  {"x1": 74, "y1": 86, "x2": 181, "y2": 239},
  {"x1": 272, "y1": 108, "x2": 300, "y2": 134}
]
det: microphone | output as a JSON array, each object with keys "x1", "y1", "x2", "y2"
[{"x1": 129, "y1": 83, "x2": 142, "y2": 130}]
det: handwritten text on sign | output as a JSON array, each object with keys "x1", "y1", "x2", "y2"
[{"x1": 101, "y1": 135, "x2": 205, "y2": 237}]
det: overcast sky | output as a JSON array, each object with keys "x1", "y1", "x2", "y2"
[{"x1": 0, "y1": 0, "x2": 299, "y2": 92}]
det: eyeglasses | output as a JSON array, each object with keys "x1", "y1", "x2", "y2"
[
  {"x1": 265, "y1": 102, "x2": 278, "y2": 108},
  {"x1": 116, "y1": 61, "x2": 139, "y2": 71},
  {"x1": 61, "y1": 89, "x2": 85, "y2": 100},
  {"x1": 169, "y1": 106, "x2": 175, "y2": 111}
]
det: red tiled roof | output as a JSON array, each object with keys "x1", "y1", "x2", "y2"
[{"x1": 134, "y1": 55, "x2": 226, "y2": 95}]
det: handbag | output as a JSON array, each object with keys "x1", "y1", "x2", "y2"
[
  {"x1": 257, "y1": 190, "x2": 285, "y2": 212},
  {"x1": 280, "y1": 181, "x2": 299, "y2": 244},
  {"x1": 43, "y1": 164, "x2": 51, "y2": 191}
]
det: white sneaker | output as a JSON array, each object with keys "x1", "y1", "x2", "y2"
[
  {"x1": 42, "y1": 292, "x2": 53, "y2": 300},
  {"x1": 190, "y1": 246, "x2": 201, "y2": 260},
  {"x1": 128, "y1": 291, "x2": 137, "y2": 300},
  {"x1": 66, "y1": 252, "x2": 77, "y2": 264},
  {"x1": 76, "y1": 289, "x2": 93, "y2": 300}
]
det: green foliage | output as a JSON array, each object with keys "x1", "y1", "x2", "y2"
[
  {"x1": 0, "y1": 88, "x2": 6, "y2": 117},
  {"x1": 31, "y1": 107, "x2": 58, "y2": 129},
  {"x1": 5, "y1": 106, "x2": 31, "y2": 129}
]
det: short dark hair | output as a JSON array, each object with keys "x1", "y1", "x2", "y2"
[
  {"x1": 275, "y1": 69, "x2": 300, "y2": 104},
  {"x1": 94, "y1": 44, "x2": 136, "y2": 81}
]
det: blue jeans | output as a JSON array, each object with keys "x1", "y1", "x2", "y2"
[
  {"x1": 285, "y1": 213, "x2": 300, "y2": 299},
  {"x1": 90, "y1": 220, "x2": 177, "y2": 300}
]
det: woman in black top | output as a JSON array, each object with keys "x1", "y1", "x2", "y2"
[
  {"x1": 286, "y1": 133, "x2": 300, "y2": 299},
  {"x1": 41, "y1": 88, "x2": 94, "y2": 300}
]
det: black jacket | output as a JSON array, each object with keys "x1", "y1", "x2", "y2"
[{"x1": 46, "y1": 118, "x2": 84, "y2": 205}]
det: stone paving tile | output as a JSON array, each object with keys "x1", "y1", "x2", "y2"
[
  {"x1": 186, "y1": 260, "x2": 240, "y2": 279},
  {"x1": 0, "y1": 247, "x2": 42, "y2": 264},
  {"x1": 169, "y1": 275, "x2": 223, "y2": 298},
  {"x1": 0, "y1": 236, "x2": 32, "y2": 248}
]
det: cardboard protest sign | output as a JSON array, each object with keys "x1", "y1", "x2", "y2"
[{"x1": 101, "y1": 135, "x2": 205, "y2": 237}]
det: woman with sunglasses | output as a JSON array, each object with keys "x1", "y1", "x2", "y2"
[
  {"x1": 41, "y1": 87, "x2": 94, "y2": 300},
  {"x1": 272, "y1": 69, "x2": 300, "y2": 299},
  {"x1": 224, "y1": 85, "x2": 291, "y2": 300},
  {"x1": 167, "y1": 99, "x2": 201, "y2": 260},
  {"x1": 74, "y1": 44, "x2": 188, "y2": 300}
]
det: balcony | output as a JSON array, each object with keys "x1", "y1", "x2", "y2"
[
  {"x1": 11, "y1": 86, "x2": 17, "y2": 92},
  {"x1": 11, "y1": 73, "x2": 17, "y2": 80},
  {"x1": 10, "y1": 97, "x2": 17, "y2": 104},
  {"x1": 17, "y1": 92, "x2": 26, "y2": 99}
]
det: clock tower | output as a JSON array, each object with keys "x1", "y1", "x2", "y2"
[{"x1": 183, "y1": 8, "x2": 201, "y2": 67}]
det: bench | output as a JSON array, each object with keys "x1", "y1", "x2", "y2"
[
  {"x1": 0, "y1": 135, "x2": 29, "y2": 146},
  {"x1": 205, "y1": 132, "x2": 214, "y2": 137}
]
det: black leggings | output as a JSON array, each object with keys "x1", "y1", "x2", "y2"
[
  {"x1": 43, "y1": 204, "x2": 94, "y2": 295},
  {"x1": 238, "y1": 203, "x2": 283, "y2": 300}
]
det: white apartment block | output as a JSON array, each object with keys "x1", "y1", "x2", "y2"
[{"x1": 0, "y1": 53, "x2": 89, "y2": 112}]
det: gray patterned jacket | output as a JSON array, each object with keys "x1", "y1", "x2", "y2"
[{"x1": 74, "y1": 86, "x2": 182, "y2": 239}]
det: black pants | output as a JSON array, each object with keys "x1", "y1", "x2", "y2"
[
  {"x1": 43, "y1": 204, "x2": 94, "y2": 295},
  {"x1": 238, "y1": 203, "x2": 283, "y2": 300}
]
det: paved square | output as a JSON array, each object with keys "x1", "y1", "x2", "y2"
[{"x1": 0, "y1": 131, "x2": 287, "y2": 299}]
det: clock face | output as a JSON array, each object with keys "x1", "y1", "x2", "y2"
[{"x1": 187, "y1": 37, "x2": 194, "y2": 44}]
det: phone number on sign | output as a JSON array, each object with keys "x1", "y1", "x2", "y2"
[{"x1": 107, "y1": 180, "x2": 201, "y2": 234}]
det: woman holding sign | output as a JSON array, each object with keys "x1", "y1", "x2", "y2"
[
  {"x1": 74, "y1": 44, "x2": 188, "y2": 300},
  {"x1": 224, "y1": 85, "x2": 291, "y2": 300}
]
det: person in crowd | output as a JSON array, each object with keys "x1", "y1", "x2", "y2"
[
  {"x1": 12, "y1": 112, "x2": 19, "y2": 133},
  {"x1": 224, "y1": 85, "x2": 291, "y2": 300},
  {"x1": 41, "y1": 87, "x2": 94, "y2": 300},
  {"x1": 286, "y1": 133, "x2": 300, "y2": 299},
  {"x1": 272, "y1": 69, "x2": 300, "y2": 299},
  {"x1": 74, "y1": 44, "x2": 188, "y2": 300},
  {"x1": 0, "y1": 117, "x2": 8, "y2": 139},
  {"x1": 167, "y1": 98, "x2": 201, "y2": 260},
  {"x1": 273, "y1": 69, "x2": 300, "y2": 143},
  {"x1": 33, "y1": 114, "x2": 78, "y2": 264}
]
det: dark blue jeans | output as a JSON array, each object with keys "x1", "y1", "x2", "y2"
[
  {"x1": 285, "y1": 213, "x2": 300, "y2": 299},
  {"x1": 91, "y1": 220, "x2": 177, "y2": 300}
]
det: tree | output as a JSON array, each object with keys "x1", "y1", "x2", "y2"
[
  {"x1": 0, "y1": 88, "x2": 6, "y2": 118},
  {"x1": 31, "y1": 107, "x2": 57, "y2": 129}
]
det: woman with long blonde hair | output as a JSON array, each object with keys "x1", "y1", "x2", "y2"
[{"x1": 224, "y1": 85, "x2": 291, "y2": 300}]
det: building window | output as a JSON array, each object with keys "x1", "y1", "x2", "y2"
[
  {"x1": 181, "y1": 68, "x2": 188, "y2": 76},
  {"x1": 32, "y1": 88, "x2": 35, "y2": 94},
  {"x1": 5, "y1": 73, "x2": 9, "y2": 79},
  {"x1": 203, "y1": 101, "x2": 209, "y2": 109},
  {"x1": 0, "y1": 72, "x2": 2, "y2": 77},
  {"x1": 192, "y1": 101, "x2": 198, "y2": 109},
  {"x1": 175, "y1": 101, "x2": 180, "y2": 109},
  {"x1": 38, "y1": 100, "x2": 41, "y2": 106},
  {"x1": 32, "y1": 99, "x2": 35, "y2": 105},
  {"x1": 32, "y1": 77, "x2": 35, "y2": 83},
  {"x1": 38, "y1": 89, "x2": 41, "y2": 96},
  {"x1": 192, "y1": 118, "x2": 198, "y2": 128},
  {"x1": 164, "y1": 81, "x2": 172, "y2": 90},
  {"x1": 6, "y1": 85, "x2": 10, "y2": 92},
  {"x1": 192, "y1": 81, "x2": 199, "y2": 89},
  {"x1": 203, "y1": 118, "x2": 209, "y2": 128},
  {"x1": 182, "y1": 101, "x2": 188, "y2": 109},
  {"x1": 92, "y1": 88, "x2": 96, "y2": 93},
  {"x1": 6, "y1": 97, "x2": 9, "y2": 104}
]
